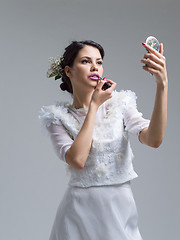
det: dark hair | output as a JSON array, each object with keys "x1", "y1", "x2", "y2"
[{"x1": 60, "y1": 40, "x2": 105, "y2": 94}]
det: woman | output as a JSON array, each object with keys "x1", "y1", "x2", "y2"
[{"x1": 39, "y1": 40, "x2": 168, "y2": 239}]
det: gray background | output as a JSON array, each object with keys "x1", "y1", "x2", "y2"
[{"x1": 1, "y1": 0, "x2": 179, "y2": 239}]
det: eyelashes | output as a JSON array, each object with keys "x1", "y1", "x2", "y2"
[
  {"x1": 81, "y1": 59, "x2": 103, "y2": 65},
  {"x1": 81, "y1": 59, "x2": 88, "y2": 64}
]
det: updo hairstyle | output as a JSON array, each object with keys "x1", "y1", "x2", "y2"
[{"x1": 60, "y1": 40, "x2": 105, "y2": 94}]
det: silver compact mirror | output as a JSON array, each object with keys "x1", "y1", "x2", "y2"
[{"x1": 145, "y1": 36, "x2": 160, "y2": 52}]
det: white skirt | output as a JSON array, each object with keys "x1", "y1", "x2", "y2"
[{"x1": 49, "y1": 181, "x2": 143, "y2": 240}]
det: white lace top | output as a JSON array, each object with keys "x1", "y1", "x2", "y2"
[{"x1": 39, "y1": 90, "x2": 150, "y2": 188}]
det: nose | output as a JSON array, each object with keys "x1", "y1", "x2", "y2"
[{"x1": 90, "y1": 62, "x2": 98, "y2": 72}]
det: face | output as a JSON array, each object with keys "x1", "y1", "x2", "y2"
[{"x1": 65, "y1": 45, "x2": 103, "y2": 91}]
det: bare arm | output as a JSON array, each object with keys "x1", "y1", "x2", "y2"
[
  {"x1": 139, "y1": 42, "x2": 168, "y2": 148},
  {"x1": 65, "y1": 102, "x2": 98, "y2": 169},
  {"x1": 65, "y1": 79, "x2": 117, "y2": 169}
]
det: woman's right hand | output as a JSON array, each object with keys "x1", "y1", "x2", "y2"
[
  {"x1": 66, "y1": 78, "x2": 116, "y2": 169},
  {"x1": 90, "y1": 78, "x2": 117, "y2": 108}
]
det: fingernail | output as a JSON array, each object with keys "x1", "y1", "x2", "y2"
[
  {"x1": 103, "y1": 77, "x2": 106, "y2": 80},
  {"x1": 142, "y1": 42, "x2": 145, "y2": 46}
]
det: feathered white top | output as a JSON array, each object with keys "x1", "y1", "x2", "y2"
[{"x1": 39, "y1": 90, "x2": 150, "y2": 188}]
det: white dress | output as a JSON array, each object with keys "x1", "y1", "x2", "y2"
[{"x1": 39, "y1": 90, "x2": 150, "y2": 240}]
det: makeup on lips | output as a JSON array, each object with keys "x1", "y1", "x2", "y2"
[
  {"x1": 89, "y1": 73, "x2": 101, "y2": 80},
  {"x1": 89, "y1": 73, "x2": 111, "y2": 90}
]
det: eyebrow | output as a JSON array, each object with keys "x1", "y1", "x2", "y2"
[{"x1": 80, "y1": 56, "x2": 102, "y2": 60}]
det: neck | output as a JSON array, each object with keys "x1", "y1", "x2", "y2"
[{"x1": 72, "y1": 89, "x2": 94, "y2": 109}]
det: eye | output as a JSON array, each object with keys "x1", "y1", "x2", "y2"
[
  {"x1": 81, "y1": 59, "x2": 89, "y2": 64},
  {"x1": 97, "y1": 61, "x2": 103, "y2": 65}
]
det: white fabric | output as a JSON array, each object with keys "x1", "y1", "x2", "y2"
[
  {"x1": 39, "y1": 89, "x2": 150, "y2": 240},
  {"x1": 49, "y1": 181, "x2": 143, "y2": 240},
  {"x1": 47, "y1": 124, "x2": 73, "y2": 162},
  {"x1": 39, "y1": 90, "x2": 150, "y2": 188}
]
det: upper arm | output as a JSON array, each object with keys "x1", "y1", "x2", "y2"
[
  {"x1": 122, "y1": 90, "x2": 150, "y2": 138},
  {"x1": 138, "y1": 127, "x2": 149, "y2": 145},
  {"x1": 46, "y1": 123, "x2": 73, "y2": 163},
  {"x1": 47, "y1": 123, "x2": 83, "y2": 169},
  {"x1": 123, "y1": 105, "x2": 150, "y2": 139}
]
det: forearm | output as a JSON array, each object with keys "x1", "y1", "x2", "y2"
[
  {"x1": 146, "y1": 81, "x2": 168, "y2": 147},
  {"x1": 65, "y1": 102, "x2": 98, "y2": 169}
]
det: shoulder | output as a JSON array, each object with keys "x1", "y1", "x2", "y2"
[
  {"x1": 107, "y1": 89, "x2": 137, "y2": 108},
  {"x1": 38, "y1": 101, "x2": 70, "y2": 128},
  {"x1": 121, "y1": 89, "x2": 137, "y2": 108}
]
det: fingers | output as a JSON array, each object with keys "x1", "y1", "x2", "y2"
[
  {"x1": 141, "y1": 42, "x2": 166, "y2": 76},
  {"x1": 95, "y1": 79, "x2": 108, "y2": 91},
  {"x1": 142, "y1": 42, "x2": 164, "y2": 59},
  {"x1": 142, "y1": 52, "x2": 165, "y2": 65},
  {"x1": 103, "y1": 78, "x2": 114, "y2": 85},
  {"x1": 92, "y1": 78, "x2": 117, "y2": 108},
  {"x1": 95, "y1": 78, "x2": 117, "y2": 92},
  {"x1": 141, "y1": 55, "x2": 165, "y2": 69},
  {"x1": 159, "y1": 43, "x2": 164, "y2": 55},
  {"x1": 102, "y1": 78, "x2": 117, "y2": 91},
  {"x1": 142, "y1": 65, "x2": 159, "y2": 75},
  {"x1": 95, "y1": 79, "x2": 106, "y2": 90}
]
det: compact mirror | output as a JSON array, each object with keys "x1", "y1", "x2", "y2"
[{"x1": 145, "y1": 36, "x2": 160, "y2": 52}]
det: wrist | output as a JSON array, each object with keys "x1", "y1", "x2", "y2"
[
  {"x1": 156, "y1": 79, "x2": 168, "y2": 90},
  {"x1": 89, "y1": 101, "x2": 99, "y2": 113}
]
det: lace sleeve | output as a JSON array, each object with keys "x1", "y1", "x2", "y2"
[
  {"x1": 123, "y1": 90, "x2": 150, "y2": 138},
  {"x1": 38, "y1": 104, "x2": 73, "y2": 162},
  {"x1": 46, "y1": 123, "x2": 73, "y2": 162}
]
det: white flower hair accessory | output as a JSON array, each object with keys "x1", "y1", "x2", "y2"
[{"x1": 46, "y1": 56, "x2": 64, "y2": 80}]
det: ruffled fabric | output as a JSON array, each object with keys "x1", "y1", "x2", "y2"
[
  {"x1": 39, "y1": 101, "x2": 81, "y2": 140},
  {"x1": 38, "y1": 89, "x2": 150, "y2": 188},
  {"x1": 120, "y1": 90, "x2": 150, "y2": 137},
  {"x1": 39, "y1": 101, "x2": 70, "y2": 127}
]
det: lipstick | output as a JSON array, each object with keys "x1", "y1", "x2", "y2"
[
  {"x1": 98, "y1": 76, "x2": 111, "y2": 90},
  {"x1": 89, "y1": 73, "x2": 111, "y2": 90}
]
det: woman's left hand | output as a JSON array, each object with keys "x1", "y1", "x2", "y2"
[{"x1": 141, "y1": 42, "x2": 168, "y2": 87}]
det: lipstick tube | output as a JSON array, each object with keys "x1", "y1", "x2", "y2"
[{"x1": 99, "y1": 77, "x2": 111, "y2": 90}]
